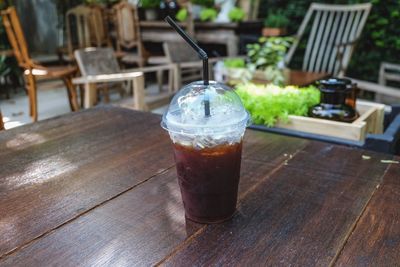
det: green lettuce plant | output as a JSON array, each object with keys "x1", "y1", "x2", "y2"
[
  {"x1": 228, "y1": 7, "x2": 245, "y2": 22},
  {"x1": 235, "y1": 83, "x2": 320, "y2": 127},
  {"x1": 176, "y1": 8, "x2": 188, "y2": 22},
  {"x1": 200, "y1": 8, "x2": 218, "y2": 21}
]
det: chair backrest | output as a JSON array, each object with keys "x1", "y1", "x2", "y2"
[
  {"x1": 285, "y1": 3, "x2": 371, "y2": 77},
  {"x1": 74, "y1": 47, "x2": 120, "y2": 76},
  {"x1": 163, "y1": 42, "x2": 199, "y2": 63},
  {"x1": 379, "y1": 62, "x2": 400, "y2": 85},
  {"x1": 66, "y1": 5, "x2": 110, "y2": 57},
  {"x1": 1, "y1": 6, "x2": 34, "y2": 69},
  {"x1": 112, "y1": 1, "x2": 142, "y2": 51},
  {"x1": 89, "y1": 5, "x2": 110, "y2": 48}
]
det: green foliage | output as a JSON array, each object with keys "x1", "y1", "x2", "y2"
[
  {"x1": 191, "y1": 0, "x2": 214, "y2": 8},
  {"x1": 259, "y1": 0, "x2": 400, "y2": 82},
  {"x1": 176, "y1": 8, "x2": 188, "y2": 22},
  {"x1": 228, "y1": 7, "x2": 245, "y2": 22},
  {"x1": 236, "y1": 83, "x2": 320, "y2": 126},
  {"x1": 263, "y1": 10, "x2": 289, "y2": 28},
  {"x1": 224, "y1": 58, "x2": 246, "y2": 68},
  {"x1": 139, "y1": 0, "x2": 160, "y2": 9},
  {"x1": 200, "y1": 8, "x2": 217, "y2": 21},
  {"x1": 246, "y1": 36, "x2": 294, "y2": 71}
]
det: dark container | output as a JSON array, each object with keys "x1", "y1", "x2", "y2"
[{"x1": 309, "y1": 78, "x2": 359, "y2": 123}]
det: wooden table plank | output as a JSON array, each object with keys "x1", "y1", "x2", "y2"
[
  {"x1": 0, "y1": 130, "x2": 307, "y2": 265},
  {"x1": 0, "y1": 107, "x2": 175, "y2": 258},
  {"x1": 334, "y1": 162, "x2": 400, "y2": 266},
  {"x1": 160, "y1": 146, "x2": 391, "y2": 266}
]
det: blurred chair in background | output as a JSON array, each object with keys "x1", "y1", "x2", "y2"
[
  {"x1": 1, "y1": 6, "x2": 79, "y2": 122},
  {"x1": 285, "y1": 3, "x2": 371, "y2": 77}
]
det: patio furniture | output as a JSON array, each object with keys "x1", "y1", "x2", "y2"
[
  {"x1": 111, "y1": 1, "x2": 168, "y2": 91},
  {"x1": 376, "y1": 62, "x2": 400, "y2": 102},
  {"x1": 285, "y1": 3, "x2": 372, "y2": 77},
  {"x1": 0, "y1": 107, "x2": 399, "y2": 265},
  {"x1": 63, "y1": 4, "x2": 111, "y2": 62},
  {"x1": 112, "y1": 1, "x2": 145, "y2": 67},
  {"x1": 73, "y1": 47, "x2": 144, "y2": 109},
  {"x1": 163, "y1": 41, "x2": 202, "y2": 90},
  {"x1": 1, "y1": 6, "x2": 79, "y2": 122}
]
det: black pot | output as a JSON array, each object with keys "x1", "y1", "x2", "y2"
[{"x1": 309, "y1": 78, "x2": 359, "y2": 123}]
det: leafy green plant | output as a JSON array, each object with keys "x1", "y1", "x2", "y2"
[
  {"x1": 235, "y1": 83, "x2": 320, "y2": 126},
  {"x1": 176, "y1": 8, "x2": 188, "y2": 21},
  {"x1": 224, "y1": 58, "x2": 246, "y2": 68},
  {"x1": 246, "y1": 36, "x2": 293, "y2": 71},
  {"x1": 264, "y1": 10, "x2": 289, "y2": 28},
  {"x1": 228, "y1": 7, "x2": 245, "y2": 22},
  {"x1": 191, "y1": 0, "x2": 214, "y2": 8},
  {"x1": 200, "y1": 8, "x2": 217, "y2": 22},
  {"x1": 140, "y1": 0, "x2": 160, "y2": 9}
]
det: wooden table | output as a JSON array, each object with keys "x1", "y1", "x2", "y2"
[
  {"x1": 0, "y1": 107, "x2": 399, "y2": 266},
  {"x1": 140, "y1": 21, "x2": 262, "y2": 57}
]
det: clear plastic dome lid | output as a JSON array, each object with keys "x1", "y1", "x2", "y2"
[{"x1": 161, "y1": 81, "x2": 250, "y2": 136}]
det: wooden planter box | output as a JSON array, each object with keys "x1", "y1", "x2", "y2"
[{"x1": 274, "y1": 100, "x2": 385, "y2": 142}]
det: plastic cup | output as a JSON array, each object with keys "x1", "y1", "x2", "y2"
[{"x1": 161, "y1": 81, "x2": 250, "y2": 224}]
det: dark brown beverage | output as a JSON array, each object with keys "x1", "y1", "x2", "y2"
[{"x1": 173, "y1": 141, "x2": 243, "y2": 224}]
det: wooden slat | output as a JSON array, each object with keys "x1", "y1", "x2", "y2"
[
  {"x1": 160, "y1": 147, "x2": 391, "y2": 266},
  {"x1": 0, "y1": 107, "x2": 175, "y2": 258},
  {"x1": 0, "y1": 130, "x2": 308, "y2": 265},
  {"x1": 321, "y1": 11, "x2": 339, "y2": 72},
  {"x1": 328, "y1": 11, "x2": 347, "y2": 74},
  {"x1": 334, "y1": 11, "x2": 354, "y2": 75},
  {"x1": 334, "y1": 162, "x2": 400, "y2": 266},
  {"x1": 303, "y1": 11, "x2": 321, "y2": 72},
  {"x1": 315, "y1": 11, "x2": 334, "y2": 72}
]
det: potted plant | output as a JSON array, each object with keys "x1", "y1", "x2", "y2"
[
  {"x1": 262, "y1": 10, "x2": 289, "y2": 37},
  {"x1": 228, "y1": 7, "x2": 245, "y2": 22},
  {"x1": 175, "y1": 8, "x2": 188, "y2": 22},
  {"x1": 199, "y1": 7, "x2": 218, "y2": 21},
  {"x1": 190, "y1": 0, "x2": 214, "y2": 19},
  {"x1": 246, "y1": 36, "x2": 293, "y2": 85},
  {"x1": 140, "y1": 0, "x2": 161, "y2": 20}
]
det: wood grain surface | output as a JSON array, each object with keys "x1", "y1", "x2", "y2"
[
  {"x1": 0, "y1": 107, "x2": 174, "y2": 258},
  {"x1": 0, "y1": 107, "x2": 398, "y2": 266},
  {"x1": 335, "y1": 163, "x2": 400, "y2": 266}
]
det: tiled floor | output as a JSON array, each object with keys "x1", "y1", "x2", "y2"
[{"x1": 0, "y1": 80, "x2": 168, "y2": 130}]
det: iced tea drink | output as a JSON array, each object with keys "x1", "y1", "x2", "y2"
[
  {"x1": 173, "y1": 141, "x2": 243, "y2": 223},
  {"x1": 162, "y1": 81, "x2": 250, "y2": 224}
]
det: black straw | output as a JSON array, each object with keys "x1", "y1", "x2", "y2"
[{"x1": 165, "y1": 16, "x2": 210, "y2": 116}]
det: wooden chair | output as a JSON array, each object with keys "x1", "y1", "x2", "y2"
[
  {"x1": 1, "y1": 6, "x2": 79, "y2": 122},
  {"x1": 285, "y1": 3, "x2": 371, "y2": 77},
  {"x1": 64, "y1": 4, "x2": 111, "y2": 61},
  {"x1": 163, "y1": 41, "x2": 230, "y2": 90},
  {"x1": 74, "y1": 47, "x2": 173, "y2": 111},
  {"x1": 111, "y1": 1, "x2": 168, "y2": 91},
  {"x1": 74, "y1": 47, "x2": 178, "y2": 111},
  {"x1": 163, "y1": 41, "x2": 202, "y2": 91},
  {"x1": 375, "y1": 62, "x2": 400, "y2": 102},
  {"x1": 112, "y1": 1, "x2": 145, "y2": 67}
]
